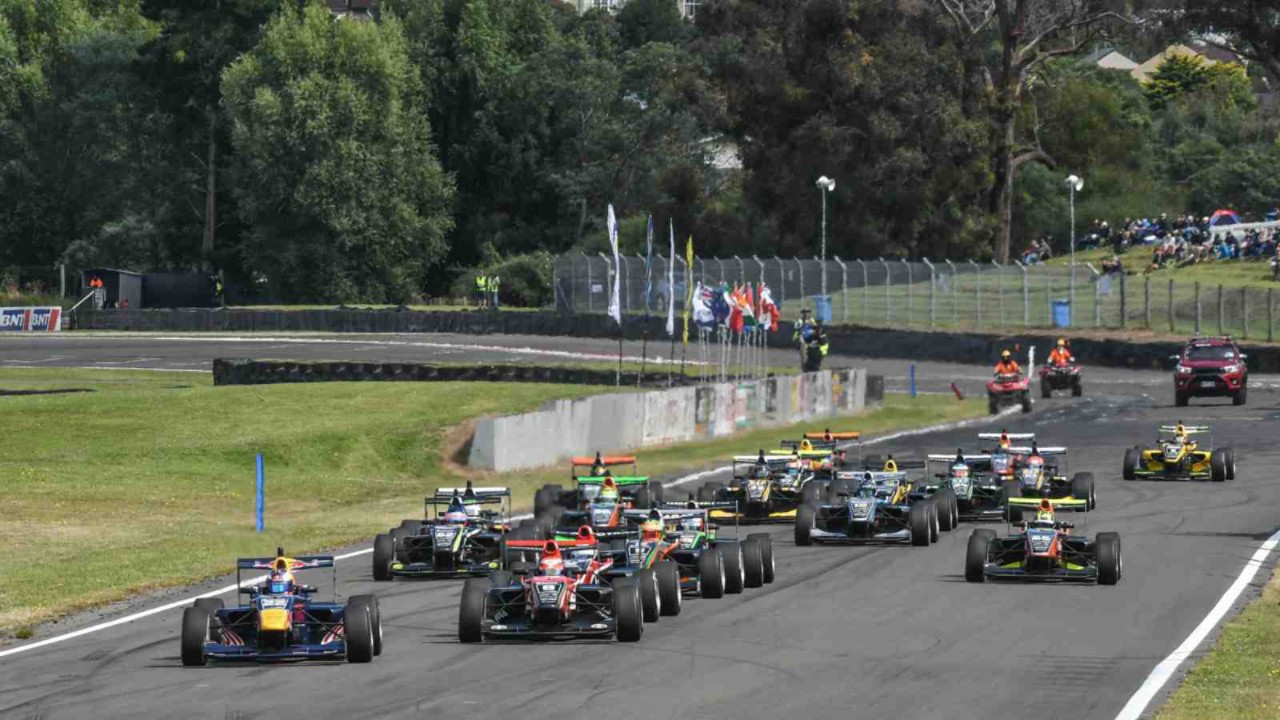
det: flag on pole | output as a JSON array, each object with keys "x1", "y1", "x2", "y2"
[
  {"x1": 666, "y1": 220, "x2": 676, "y2": 337},
  {"x1": 643, "y1": 215, "x2": 653, "y2": 320},
  {"x1": 759, "y1": 283, "x2": 780, "y2": 331},
  {"x1": 682, "y1": 236, "x2": 694, "y2": 344},
  {"x1": 607, "y1": 205, "x2": 621, "y2": 325},
  {"x1": 728, "y1": 284, "x2": 744, "y2": 334}
]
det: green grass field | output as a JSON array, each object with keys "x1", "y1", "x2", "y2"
[
  {"x1": 0, "y1": 368, "x2": 981, "y2": 636},
  {"x1": 1158, "y1": 568, "x2": 1280, "y2": 719}
]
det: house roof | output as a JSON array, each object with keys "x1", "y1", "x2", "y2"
[
  {"x1": 1081, "y1": 47, "x2": 1116, "y2": 65},
  {"x1": 1193, "y1": 43, "x2": 1243, "y2": 65}
]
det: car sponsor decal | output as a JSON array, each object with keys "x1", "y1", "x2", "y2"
[{"x1": 0, "y1": 307, "x2": 61, "y2": 332}]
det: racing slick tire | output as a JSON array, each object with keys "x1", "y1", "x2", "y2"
[
  {"x1": 349, "y1": 595, "x2": 382, "y2": 656},
  {"x1": 656, "y1": 560, "x2": 682, "y2": 616},
  {"x1": 1096, "y1": 532, "x2": 1122, "y2": 586},
  {"x1": 910, "y1": 502, "x2": 932, "y2": 546},
  {"x1": 795, "y1": 504, "x2": 816, "y2": 547},
  {"x1": 965, "y1": 529, "x2": 996, "y2": 583},
  {"x1": 488, "y1": 570, "x2": 514, "y2": 588},
  {"x1": 927, "y1": 500, "x2": 940, "y2": 543},
  {"x1": 1072, "y1": 472, "x2": 1096, "y2": 510},
  {"x1": 1175, "y1": 390, "x2": 1188, "y2": 407},
  {"x1": 344, "y1": 602, "x2": 375, "y2": 663},
  {"x1": 194, "y1": 598, "x2": 223, "y2": 612},
  {"x1": 1071, "y1": 376, "x2": 1083, "y2": 397},
  {"x1": 747, "y1": 533, "x2": 775, "y2": 583},
  {"x1": 934, "y1": 490, "x2": 955, "y2": 532},
  {"x1": 534, "y1": 487, "x2": 555, "y2": 516},
  {"x1": 181, "y1": 607, "x2": 212, "y2": 667},
  {"x1": 1040, "y1": 382, "x2": 1051, "y2": 399},
  {"x1": 1122, "y1": 449, "x2": 1140, "y2": 481},
  {"x1": 1020, "y1": 391, "x2": 1032, "y2": 414},
  {"x1": 1211, "y1": 451, "x2": 1227, "y2": 482},
  {"x1": 987, "y1": 394, "x2": 998, "y2": 415},
  {"x1": 825, "y1": 476, "x2": 850, "y2": 503},
  {"x1": 389, "y1": 527, "x2": 410, "y2": 563},
  {"x1": 800, "y1": 480, "x2": 824, "y2": 507},
  {"x1": 458, "y1": 578, "x2": 488, "y2": 643},
  {"x1": 637, "y1": 568, "x2": 661, "y2": 623},
  {"x1": 720, "y1": 541, "x2": 746, "y2": 594},
  {"x1": 635, "y1": 485, "x2": 653, "y2": 510},
  {"x1": 373, "y1": 533, "x2": 395, "y2": 581},
  {"x1": 1223, "y1": 448, "x2": 1237, "y2": 480},
  {"x1": 398, "y1": 519, "x2": 423, "y2": 532},
  {"x1": 698, "y1": 548, "x2": 726, "y2": 599},
  {"x1": 1007, "y1": 504, "x2": 1023, "y2": 524},
  {"x1": 1233, "y1": 385, "x2": 1247, "y2": 406},
  {"x1": 697, "y1": 482, "x2": 725, "y2": 503},
  {"x1": 742, "y1": 537, "x2": 766, "y2": 589},
  {"x1": 613, "y1": 578, "x2": 644, "y2": 642}
]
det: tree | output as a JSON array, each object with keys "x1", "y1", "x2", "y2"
[
  {"x1": 222, "y1": 3, "x2": 454, "y2": 302},
  {"x1": 933, "y1": 0, "x2": 1130, "y2": 260},
  {"x1": 1145, "y1": 53, "x2": 1253, "y2": 110},
  {"x1": 617, "y1": 0, "x2": 688, "y2": 49},
  {"x1": 1183, "y1": 1, "x2": 1280, "y2": 84}
]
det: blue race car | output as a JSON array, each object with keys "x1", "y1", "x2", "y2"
[{"x1": 181, "y1": 549, "x2": 380, "y2": 665}]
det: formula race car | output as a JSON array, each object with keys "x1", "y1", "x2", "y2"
[
  {"x1": 988, "y1": 372, "x2": 1032, "y2": 414},
  {"x1": 964, "y1": 498, "x2": 1120, "y2": 585},
  {"x1": 1039, "y1": 361, "x2": 1083, "y2": 398},
  {"x1": 534, "y1": 453, "x2": 665, "y2": 519},
  {"x1": 977, "y1": 431, "x2": 1036, "y2": 479},
  {"x1": 925, "y1": 453, "x2": 1009, "y2": 522},
  {"x1": 546, "y1": 477, "x2": 636, "y2": 538},
  {"x1": 1122, "y1": 424, "x2": 1236, "y2": 482},
  {"x1": 795, "y1": 471, "x2": 947, "y2": 546},
  {"x1": 372, "y1": 484, "x2": 511, "y2": 580},
  {"x1": 697, "y1": 453, "x2": 816, "y2": 522},
  {"x1": 1003, "y1": 445, "x2": 1096, "y2": 512},
  {"x1": 182, "y1": 550, "x2": 381, "y2": 665},
  {"x1": 458, "y1": 536, "x2": 645, "y2": 642},
  {"x1": 642, "y1": 503, "x2": 774, "y2": 598}
]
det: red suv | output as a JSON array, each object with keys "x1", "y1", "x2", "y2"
[{"x1": 1172, "y1": 336, "x2": 1248, "y2": 407}]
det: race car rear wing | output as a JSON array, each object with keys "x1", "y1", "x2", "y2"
[
  {"x1": 660, "y1": 500, "x2": 740, "y2": 535},
  {"x1": 432, "y1": 486, "x2": 510, "y2": 499},
  {"x1": 571, "y1": 455, "x2": 636, "y2": 466},
  {"x1": 837, "y1": 470, "x2": 909, "y2": 483},
  {"x1": 1157, "y1": 425, "x2": 1210, "y2": 434},
  {"x1": 1008, "y1": 496, "x2": 1088, "y2": 512},
  {"x1": 576, "y1": 475, "x2": 650, "y2": 487},
  {"x1": 804, "y1": 431, "x2": 860, "y2": 441},
  {"x1": 1005, "y1": 446, "x2": 1067, "y2": 456},
  {"x1": 732, "y1": 454, "x2": 794, "y2": 465},
  {"x1": 977, "y1": 432, "x2": 1035, "y2": 443},
  {"x1": 927, "y1": 454, "x2": 992, "y2": 463},
  {"x1": 860, "y1": 457, "x2": 926, "y2": 470},
  {"x1": 237, "y1": 555, "x2": 334, "y2": 570}
]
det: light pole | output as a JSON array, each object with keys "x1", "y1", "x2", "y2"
[
  {"x1": 817, "y1": 176, "x2": 836, "y2": 297},
  {"x1": 1065, "y1": 174, "x2": 1084, "y2": 312}
]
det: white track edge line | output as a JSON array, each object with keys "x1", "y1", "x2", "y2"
[
  {"x1": 1114, "y1": 527, "x2": 1280, "y2": 720},
  {"x1": 0, "y1": 402, "x2": 1015, "y2": 659}
]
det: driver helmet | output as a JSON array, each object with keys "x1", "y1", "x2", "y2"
[
  {"x1": 268, "y1": 565, "x2": 295, "y2": 595},
  {"x1": 641, "y1": 511, "x2": 665, "y2": 542},
  {"x1": 678, "y1": 515, "x2": 704, "y2": 532},
  {"x1": 799, "y1": 439, "x2": 813, "y2": 451},
  {"x1": 1035, "y1": 499, "x2": 1054, "y2": 523},
  {"x1": 1001, "y1": 350, "x2": 1012, "y2": 361},
  {"x1": 998, "y1": 430, "x2": 1011, "y2": 448},
  {"x1": 955, "y1": 448, "x2": 965, "y2": 464},
  {"x1": 598, "y1": 479, "x2": 620, "y2": 504},
  {"x1": 538, "y1": 555, "x2": 565, "y2": 576},
  {"x1": 823, "y1": 429, "x2": 833, "y2": 442},
  {"x1": 444, "y1": 498, "x2": 469, "y2": 524},
  {"x1": 1057, "y1": 338, "x2": 1067, "y2": 348},
  {"x1": 950, "y1": 462, "x2": 970, "y2": 479},
  {"x1": 752, "y1": 462, "x2": 771, "y2": 480},
  {"x1": 883, "y1": 455, "x2": 898, "y2": 472}
]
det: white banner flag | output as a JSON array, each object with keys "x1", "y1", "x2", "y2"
[
  {"x1": 607, "y1": 204, "x2": 622, "y2": 325},
  {"x1": 666, "y1": 220, "x2": 676, "y2": 336}
]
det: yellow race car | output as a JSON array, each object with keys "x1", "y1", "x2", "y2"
[{"x1": 1122, "y1": 424, "x2": 1236, "y2": 482}]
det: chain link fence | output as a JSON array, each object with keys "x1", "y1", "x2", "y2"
[{"x1": 551, "y1": 253, "x2": 1280, "y2": 340}]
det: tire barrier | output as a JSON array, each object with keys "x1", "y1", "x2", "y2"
[
  {"x1": 211, "y1": 359, "x2": 693, "y2": 388},
  {"x1": 77, "y1": 308, "x2": 1253, "y2": 372}
]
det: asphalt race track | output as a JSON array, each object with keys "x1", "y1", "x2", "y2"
[{"x1": 2, "y1": 333, "x2": 1280, "y2": 719}]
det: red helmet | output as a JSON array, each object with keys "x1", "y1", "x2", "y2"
[{"x1": 538, "y1": 556, "x2": 565, "y2": 576}]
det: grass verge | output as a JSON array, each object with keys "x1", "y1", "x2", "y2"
[
  {"x1": 1157, "y1": 567, "x2": 1280, "y2": 720},
  {"x1": 0, "y1": 367, "x2": 981, "y2": 636}
]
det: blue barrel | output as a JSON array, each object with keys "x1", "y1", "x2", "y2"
[
  {"x1": 813, "y1": 295, "x2": 833, "y2": 324},
  {"x1": 1052, "y1": 299, "x2": 1072, "y2": 328}
]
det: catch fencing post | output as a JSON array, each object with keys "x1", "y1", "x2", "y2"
[
  {"x1": 619, "y1": 254, "x2": 629, "y2": 312},
  {"x1": 1016, "y1": 261, "x2": 1029, "y2": 327},
  {"x1": 735, "y1": 255, "x2": 745, "y2": 283},
  {"x1": 1143, "y1": 277, "x2": 1151, "y2": 329},
  {"x1": 969, "y1": 260, "x2": 981, "y2": 328},
  {"x1": 1242, "y1": 287, "x2": 1249, "y2": 340},
  {"x1": 879, "y1": 258, "x2": 890, "y2": 325},
  {"x1": 923, "y1": 258, "x2": 936, "y2": 328},
  {"x1": 1194, "y1": 281, "x2": 1201, "y2": 333},
  {"x1": 716, "y1": 258, "x2": 726, "y2": 285},
  {"x1": 1269, "y1": 288, "x2": 1275, "y2": 343},
  {"x1": 585, "y1": 252, "x2": 594, "y2": 313},
  {"x1": 857, "y1": 259, "x2": 869, "y2": 321},
  {"x1": 834, "y1": 256, "x2": 849, "y2": 322},
  {"x1": 1168, "y1": 280, "x2": 1175, "y2": 333},
  {"x1": 903, "y1": 259, "x2": 913, "y2": 326},
  {"x1": 1217, "y1": 284, "x2": 1224, "y2": 335},
  {"x1": 993, "y1": 260, "x2": 1004, "y2": 328},
  {"x1": 795, "y1": 258, "x2": 805, "y2": 309},
  {"x1": 775, "y1": 257, "x2": 785, "y2": 306},
  {"x1": 1086, "y1": 263, "x2": 1101, "y2": 327},
  {"x1": 818, "y1": 257, "x2": 828, "y2": 305},
  {"x1": 1044, "y1": 266, "x2": 1052, "y2": 326},
  {"x1": 753, "y1": 255, "x2": 766, "y2": 284},
  {"x1": 599, "y1": 253, "x2": 612, "y2": 315},
  {"x1": 945, "y1": 260, "x2": 958, "y2": 326},
  {"x1": 255, "y1": 454, "x2": 265, "y2": 532}
]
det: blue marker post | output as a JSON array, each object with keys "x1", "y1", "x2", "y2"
[
  {"x1": 255, "y1": 453, "x2": 265, "y2": 533},
  {"x1": 909, "y1": 364, "x2": 917, "y2": 398}
]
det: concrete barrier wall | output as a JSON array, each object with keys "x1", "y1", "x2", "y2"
[
  {"x1": 468, "y1": 368, "x2": 877, "y2": 472},
  {"x1": 211, "y1": 358, "x2": 690, "y2": 387}
]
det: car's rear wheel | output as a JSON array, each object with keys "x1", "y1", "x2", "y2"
[
  {"x1": 935, "y1": 490, "x2": 955, "y2": 532},
  {"x1": 398, "y1": 519, "x2": 423, "y2": 532},
  {"x1": 1007, "y1": 504, "x2": 1023, "y2": 524},
  {"x1": 181, "y1": 607, "x2": 212, "y2": 667},
  {"x1": 721, "y1": 542, "x2": 745, "y2": 594},
  {"x1": 697, "y1": 482, "x2": 725, "y2": 503},
  {"x1": 1072, "y1": 472, "x2": 1096, "y2": 510},
  {"x1": 1041, "y1": 382, "x2": 1051, "y2": 399},
  {"x1": 389, "y1": 527, "x2": 410, "y2": 563},
  {"x1": 193, "y1": 598, "x2": 223, "y2": 612},
  {"x1": 458, "y1": 578, "x2": 487, "y2": 643},
  {"x1": 1071, "y1": 376, "x2": 1083, "y2": 397},
  {"x1": 1096, "y1": 532, "x2": 1122, "y2": 585},
  {"x1": 800, "y1": 480, "x2": 824, "y2": 506},
  {"x1": 349, "y1": 595, "x2": 382, "y2": 656},
  {"x1": 795, "y1": 504, "x2": 816, "y2": 547},
  {"x1": 372, "y1": 533, "x2": 394, "y2": 581},
  {"x1": 487, "y1": 570, "x2": 513, "y2": 588},
  {"x1": 910, "y1": 502, "x2": 931, "y2": 546},
  {"x1": 965, "y1": 530, "x2": 993, "y2": 583},
  {"x1": 927, "y1": 500, "x2": 940, "y2": 543},
  {"x1": 1223, "y1": 448, "x2": 1236, "y2": 480},
  {"x1": 1233, "y1": 385, "x2": 1247, "y2": 406},
  {"x1": 742, "y1": 537, "x2": 765, "y2": 589},
  {"x1": 1123, "y1": 448, "x2": 1140, "y2": 481},
  {"x1": 697, "y1": 548, "x2": 725, "y2": 599},
  {"x1": 747, "y1": 533, "x2": 775, "y2": 583},
  {"x1": 1020, "y1": 392, "x2": 1032, "y2": 413},
  {"x1": 1210, "y1": 451, "x2": 1227, "y2": 482},
  {"x1": 636, "y1": 568, "x2": 661, "y2": 622},
  {"x1": 988, "y1": 394, "x2": 998, "y2": 415},
  {"x1": 613, "y1": 578, "x2": 643, "y2": 642},
  {"x1": 656, "y1": 560, "x2": 682, "y2": 616},
  {"x1": 344, "y1": 603, "x2": 374, "y2": 663}
]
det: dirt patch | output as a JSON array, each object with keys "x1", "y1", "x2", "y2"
[{"x1": 441, "y1": 419, "x2": 481, "y2": 475}]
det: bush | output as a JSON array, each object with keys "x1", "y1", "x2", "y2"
[{"x1": 450, "y1": 252, "x2": 553, "y2": 308}]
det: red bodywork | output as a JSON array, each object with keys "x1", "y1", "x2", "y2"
[
  {"x1": 987, "y1": 374, "x2": 1029, "y2": 395},
  {"x1": 1173, "y1": 337, "x2": 1247, "y2": 401}
]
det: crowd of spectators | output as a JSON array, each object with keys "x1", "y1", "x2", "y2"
[{"x1": 1058, "y1": 212, "x2": 1280, "y2": 273}]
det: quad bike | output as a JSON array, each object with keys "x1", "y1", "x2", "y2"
[
  {"x1": 988, "y1": 373, "x2": 1032, "y2": 415},
  {"x1": 1039, "y1": 362, "x2": 1083, "y2": 398}
]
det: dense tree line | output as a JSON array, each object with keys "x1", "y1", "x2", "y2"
[{"x1": 0, "y1": 0, "x2": 1275, "y2": 302}]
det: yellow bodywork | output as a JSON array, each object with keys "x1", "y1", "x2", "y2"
[{"x1": 258, "y1": 608, "x2": 291, "y2": 632}]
